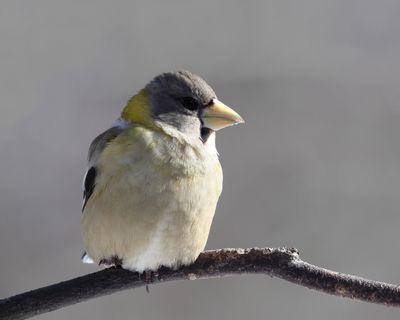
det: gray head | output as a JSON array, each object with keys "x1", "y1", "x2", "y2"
[
  {"x1": 147, "y1": 70, "x2": 217, "y2": 110},
  {"x1": 123, "y1": 70, "x2": 243, "y2": 141},
  {"x1": 146, "y1": 71, "x2": 214, "y2": 138}
]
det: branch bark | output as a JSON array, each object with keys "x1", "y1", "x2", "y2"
[{"x1": 1, "y1": 247, "x2": 400, "y2": 320}]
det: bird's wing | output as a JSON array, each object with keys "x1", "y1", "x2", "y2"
[{"x1": 82, "y1": 126, "x2": 124, "y2": 212}]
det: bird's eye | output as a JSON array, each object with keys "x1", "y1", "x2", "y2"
[{"x1": 181, "y1": 97, "x2": 199, "y2": 111}]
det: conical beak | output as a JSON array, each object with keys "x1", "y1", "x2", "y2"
[{"x1": 201, "y1": 99, "x2": 244, "y2": 131}]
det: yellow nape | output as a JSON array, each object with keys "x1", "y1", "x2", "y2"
[{"x1": 121, "y1": 89, "x2": 153, "y2": 125}]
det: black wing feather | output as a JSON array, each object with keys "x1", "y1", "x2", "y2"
[
  {"x1": 82, "y1": 166, "x2": 97, "y2": 212},
  {"x1": 82, "y1": 125, "x2": 125, "y2": 213}
]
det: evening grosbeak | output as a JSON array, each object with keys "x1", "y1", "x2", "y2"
[{"x1": 81, "y1": 71, "x2": 244, "y2": 272}]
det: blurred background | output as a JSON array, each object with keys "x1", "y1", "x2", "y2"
[{"x1": 1, "y1": 1, "x2": 400, "y2": 319}]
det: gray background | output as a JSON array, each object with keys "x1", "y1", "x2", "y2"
[{"x1": 1, "y1": 1, "x2": 400, "y2": 319}]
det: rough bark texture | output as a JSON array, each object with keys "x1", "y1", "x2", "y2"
[{"x1": 1, "y1": 247, "x2": 400, "y2": 320}]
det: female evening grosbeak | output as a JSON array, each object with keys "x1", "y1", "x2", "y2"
[{"x1": 81, "y1": 71, "x2": 244, "y2": 272}]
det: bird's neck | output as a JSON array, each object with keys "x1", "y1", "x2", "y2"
[{"x1": 121, "y1": 89, "x2": 154, "y2": 127}]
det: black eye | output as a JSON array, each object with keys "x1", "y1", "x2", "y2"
[{"x1": 181, "y1": 97, "x2": 199, "y2": 111}]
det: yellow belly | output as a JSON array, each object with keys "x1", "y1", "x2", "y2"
[{"x1": 81, "y1": 127, "x2": 222, "y2": 271}]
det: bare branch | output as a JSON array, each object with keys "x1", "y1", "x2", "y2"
[{"x1": 1, "y1": 247, "x2": 400, "y2": 320}]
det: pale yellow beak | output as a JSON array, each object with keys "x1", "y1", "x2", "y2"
[{"x1": 201, "y1": 98, "x2": 244, "y2": 131}]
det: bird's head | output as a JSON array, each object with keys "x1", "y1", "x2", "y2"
[{"x1": 121, "y1": 70, "x2": 244, "y2": 141}]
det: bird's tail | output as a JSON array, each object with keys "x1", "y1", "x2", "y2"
[{"x1": 81, "y1": 252, "x2": 94, "y2": 264}]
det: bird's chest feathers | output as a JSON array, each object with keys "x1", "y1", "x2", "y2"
[
  {"x1": 96, "y1": 127, "x2": 222, "y2": 210},
  {"x1": 84, "y1": 126, "x2": 223, "y2": 270}
]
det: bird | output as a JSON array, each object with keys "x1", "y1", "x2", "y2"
[{"x1": 81, "y1": 70, "x2": 244, "y2": 273}]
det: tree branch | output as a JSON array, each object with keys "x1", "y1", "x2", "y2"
[{"x1": 1, "y1": 247, "x2": 400, "y2": 320}]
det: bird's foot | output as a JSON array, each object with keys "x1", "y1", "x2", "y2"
[
  {"x1": 99, "y1": 255, "x2": 123, "y2": 268},
  {"x1": 141, "y1": 270, "x2": 158, "y2": 293}
]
